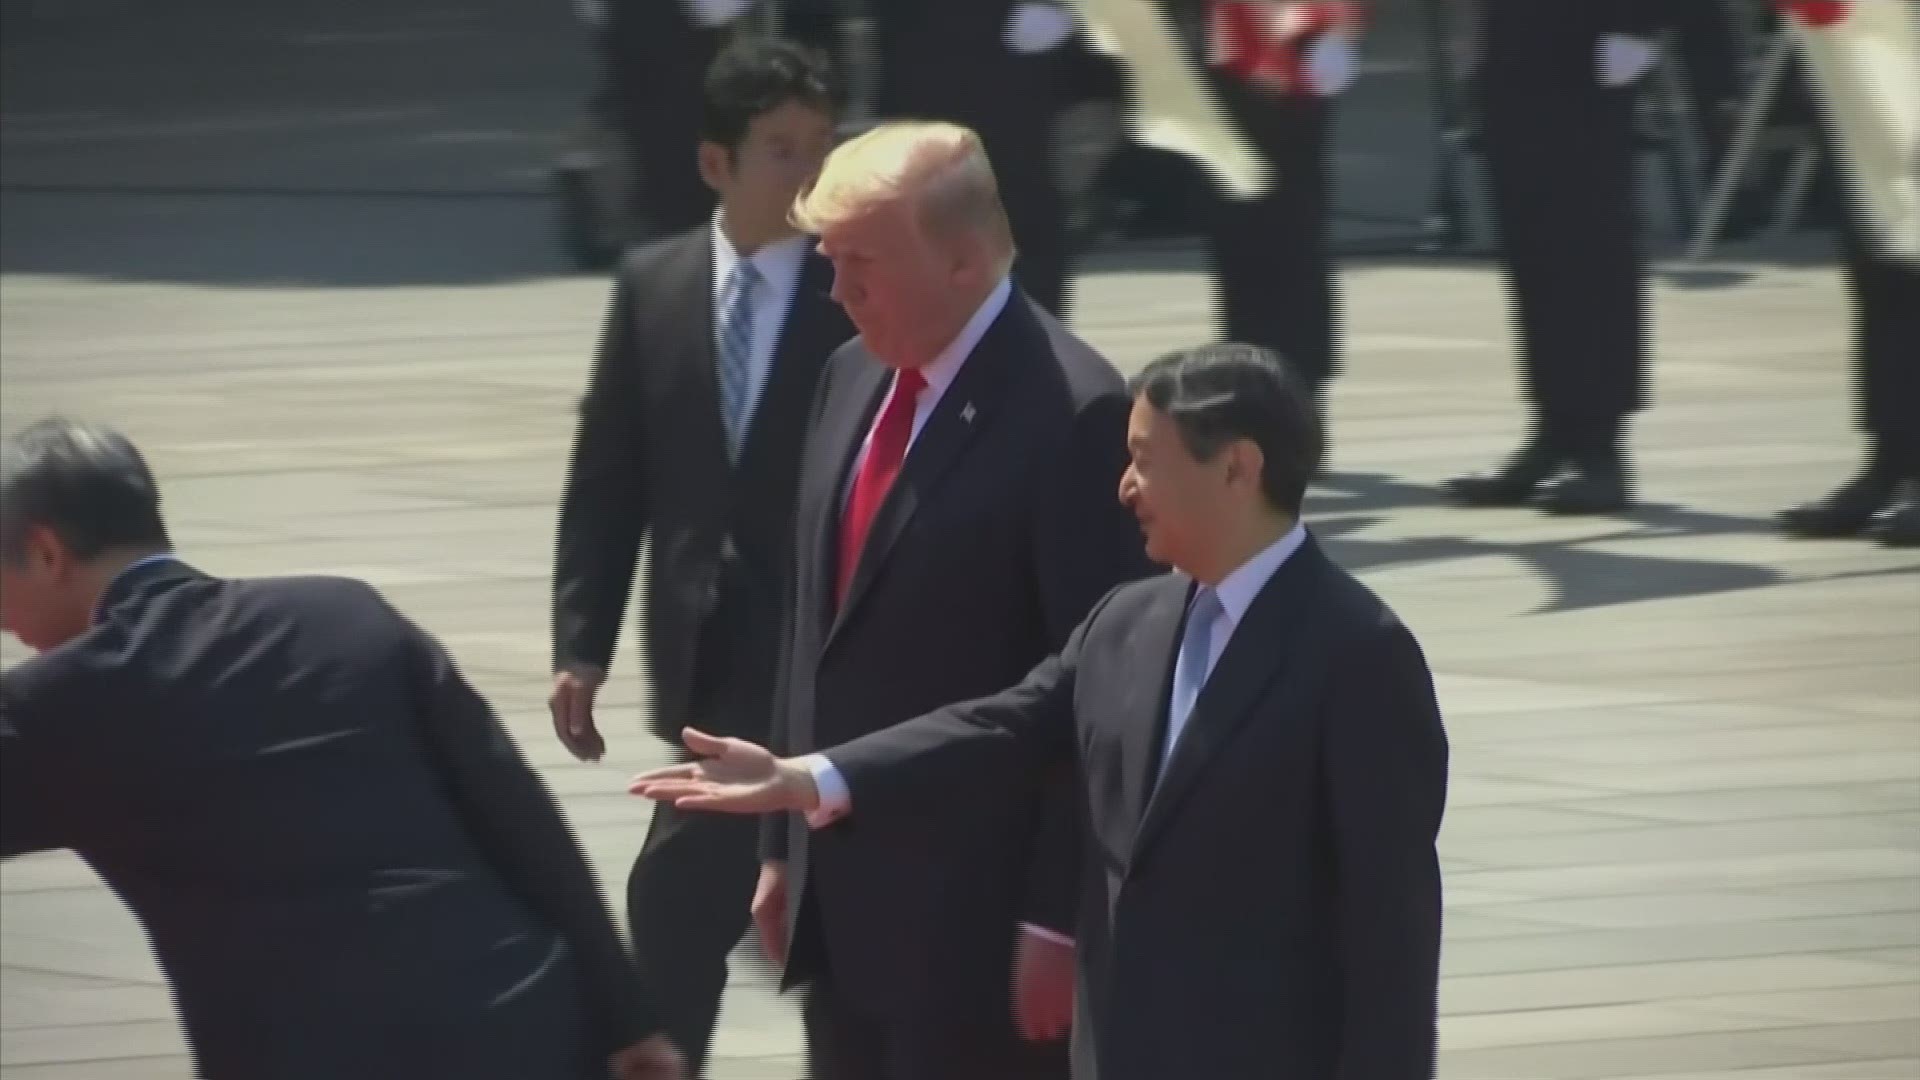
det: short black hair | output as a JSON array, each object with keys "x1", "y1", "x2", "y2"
[
  {"x1": 1128, "y1": 343, "x2": 1322, "y2": 515},
  {"x1": 0, "y1": 417, "x2": 171, "y2": 563},
  {"x1": 700, "y1": 35, "x2": 836, "y2": 156}
]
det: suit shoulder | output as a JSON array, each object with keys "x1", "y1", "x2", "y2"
[
  {"x1": 1026, "y1": 305, "x2": 1126, "y2": 407},
  {"x1": 1079, "y1": 573, "x2": 1180, "y2": 640},
  {"x1": 1312, "y1": 551, "x2": 1424, "y2": 655},
  {"x1": 616, "y1": 228, "x2": 706, "y2": 289}
]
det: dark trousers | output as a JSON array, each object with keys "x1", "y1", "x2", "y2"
[
  {"x1": 802, "y1": 980, "x2": 1069, "y2": 1080},
  {"x1": 626, "y1": 797, "x2": 763, "y2": 1076},
  {"x1": 1833, "y1": 187, "x2": 1920, "y2": 480},
  {"x1": 1198, "y1": 86, "x2": 1338, "y2": 387},
  {"x1": 1479, "y1": 70, "x2": 1651, "y2": 453}
]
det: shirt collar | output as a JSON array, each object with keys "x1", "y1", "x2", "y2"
[
  {"x1": 916, "y1": 275, "x2": 1012, "y2": 397},
  {"x1": 92, "y1": 552, "x2": 184, "y2": 626},
  {"x1": 1206, "y1": 523, "x2": 1308, "y2": 630},
  {"x1": 711, "y1": 215, "x2": 810, "y2": 292}
]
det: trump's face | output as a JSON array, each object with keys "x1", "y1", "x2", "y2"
[{"x1": 816, "y1": 199, "x2": 976, "y2": 370}]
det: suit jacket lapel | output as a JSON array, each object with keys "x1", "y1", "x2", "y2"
[
  {"x1": 1116, "y1": 576, "x2": 1196, "y2": 839},
  {"x1": 659, "y1": 231, "x2": 731, "y2": 470},
  {"x1": 737, "y1": 253, "x2": 835, "y2": 469},
  {"x1": 825, "y1": 301, "x2": 1025, "y2": 646},
  {"x1": 1132, "y1": 539, "x2": 1327, "y2": 860},
  {"x1": 807, "y1": 353, "x2": 890, "y2": 641}
]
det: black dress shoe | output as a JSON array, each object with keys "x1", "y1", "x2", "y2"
[
  {"x1": 1535, "y1": 452, "x2": 1632, "y2": 516},
  {"x1": 1777, "y1": 461, "x2": 1896, "y2": 538},
  {"x1": 1446, "y1": 435, "x2": 1561, "y2": 507},
  {"x1": 1868, "y1": 481, "x2": 1920, "y2": 548}
]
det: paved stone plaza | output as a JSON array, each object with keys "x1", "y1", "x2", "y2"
[{"x1": 3, "y1": 1, "x2": 1917, "y2": 1077}]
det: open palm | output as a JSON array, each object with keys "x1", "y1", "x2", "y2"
[{"x1": 628, "y1": 728, "x2": 804, "y2": 813}]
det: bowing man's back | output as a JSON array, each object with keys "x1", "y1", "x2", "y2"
[{"x1": 1, "y1": 560, "x2": 650, "y2": 1079}]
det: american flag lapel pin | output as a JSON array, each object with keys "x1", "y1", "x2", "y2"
[{"x1": 961, "y1": 402, "x2": 977, "y2": 425}]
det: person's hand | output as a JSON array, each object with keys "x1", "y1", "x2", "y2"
[
  {"x1": 751, "y1": 861, "x2": 792, "y2": 966},
  {"x1": 680, "y1": 0, "x2": 753, "y2": 29},
  {"x1": 1005, "y1": 2, "x2": 1075, "y2": 54},
  {"x1": 550, "y1": 665, "x2": 606, "y2": 762},
  {"x1": 609, "y1": 1033, "x2": 686, "y2": 1080},
  {"x1": 1011, "y1": 928, "x2": 1075, "y2": 1042},
  {"x1": 628, "y1": 728, "x2": 818, "y2": 813},
  {"x1": 1596, "y1": 34, "x2": 1657, "y2": 88}
]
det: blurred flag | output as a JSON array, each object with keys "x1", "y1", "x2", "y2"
[{"x1": 1780, "y1": 0, "x2": 1920, "y2": 263}]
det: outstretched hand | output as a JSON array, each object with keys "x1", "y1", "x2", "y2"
[{"x1": 628, "y1": 728, "x2": 818, "y2": 814}]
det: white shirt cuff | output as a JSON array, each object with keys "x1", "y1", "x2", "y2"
[
  {"x1": 802, "y1": 753, "x2": 851, "y2": 829},
  {"x1": 1020, "y1": 922, "x2": 1076, "y2": 947}
]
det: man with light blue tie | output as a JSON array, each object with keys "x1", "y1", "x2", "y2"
[
  {"x1": 550, "y1": 36, "x2": 854, "y2": 1078},
  {"x1": 633, "y1": 342, "x2": 1451, "y2": 1080}
]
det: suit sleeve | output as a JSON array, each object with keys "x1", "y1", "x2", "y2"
[
  {"x1": 553, "y1": 268, "x2": 650, "y2": 674},
  {"x1": 1020, "y1": 388, "x2": 1153, "y2": 936},
  {"x1": 1324, "y1": 617, "x2": 1449, "y2": 1080},
  {"x1": 401, "y1": 618, "x2": 659, "y2": 1056},
  {"x1": 827, "y1": 590, "x2": 1102, "y2": 817},
  {"x1": 0, "y1": 672, "x2": 69, "y2": 858}
]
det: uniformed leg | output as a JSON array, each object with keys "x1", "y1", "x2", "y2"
[
  {"x1": 1779, "y1": 211, "x2": 1920, "y2": 545},
  {"x1": 1200, "y1": 92, "x2": 1337, "y2": 389},
  {"x1": 626, "y1": 798, "x2": 762, "y2": 1077},
  {"x1": 1450, "y1": 72, "x2": 1646, "y2": 514}
]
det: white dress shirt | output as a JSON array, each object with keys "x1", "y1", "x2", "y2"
[
  {"x1": 1161, "y1": 523, "x2": 1308, "y2": 768},
  {"x1": 711, "y1": 216, "x2": 811, "y2": 436}
]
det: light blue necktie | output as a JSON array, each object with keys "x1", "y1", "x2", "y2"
[
  {"x1": 716, "y1": 261, "x2": 762, "y2": 457},
  {"x1": 1162, "y1": 586, "x2": 1224, "y2": 777}
]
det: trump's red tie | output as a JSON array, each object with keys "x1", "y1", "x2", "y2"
[{"x1": 838, "y1": 367, "x2": 926, "y2": 605}]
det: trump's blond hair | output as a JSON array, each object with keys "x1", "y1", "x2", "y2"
[{"x1": 791, "y1": 120, "x2": 1017, "y2": 275}]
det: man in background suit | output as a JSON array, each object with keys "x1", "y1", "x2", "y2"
[
  {"x1": 0, "y1": 418, "x2": 682, "y2": 1080},
  {"x1": 1448, "y1": 0, "x2": 1662, "y2": 514},
  {"x1": 751, "y1": 120, "x2": 1153, "y2": 1078},
  {"x1": 551, "y1": 36, "x2": 852, "y2": 1077},
  {"x1": 635, "y1": 343, "x2": 1450, "y2": 1080}
]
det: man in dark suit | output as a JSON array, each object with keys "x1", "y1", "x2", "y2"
[
  {"x1": 867, "y1": 1, "x2": 1080, "y2": 314},
  {"x1": 749, "y1": 119, "x2": 1153, "y2": 1078},
  {"x1": 551, "y1": 36, "x2": 852, "y2": 1077},
  {"x1": 0, "y1": 418, "x2": 683, "y2": 1080},
  {"x1": 1448, "y1": 0, "x2": 1663, "y2": 514},
  {"x1": 635, "y1": 343, "x2": 1449, "y2": 1080}
]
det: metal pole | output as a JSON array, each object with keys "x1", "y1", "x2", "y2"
[{"x1": 1688, "y1": 28, "x2": 1793, "y2": 259}]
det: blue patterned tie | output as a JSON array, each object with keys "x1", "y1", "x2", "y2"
[
  {"x1": 716, "y1": 261, "x2": 762, "y2": 458},
  {"x1": 1162, "y1": 586, "x2": 1224, "y2": 778}
]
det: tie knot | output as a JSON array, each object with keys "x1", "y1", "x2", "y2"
[
  {"x1": 894, "y1": 366, "x2": 927, "y2": 397},
  {"x1": 1190, "y1": 586, "x2": 1222, "y2": 622},
  {"x1": 730, "y1": 261, "x2": 761, "y2": 297}
]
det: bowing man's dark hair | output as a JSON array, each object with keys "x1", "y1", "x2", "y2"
[
  {"x1": 700, "y1": 34, "x2": 837, "y2": 157},
  {"x1": 1128, "y1": 343, "x2": 1323, "y2": 516},
  {"x1": 0, "y1": 416, "x2": 171, "y2": 563}
]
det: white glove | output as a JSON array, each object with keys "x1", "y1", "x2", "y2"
[
  {"x1": 1596, "y1": 34, "x2": 1658, "y2": 88},
  {"x1": 1303, "y1": 30, "x2": 1358, "y2": 96},
  {"x1": 1005, "y1": 2, "x2": 1076, "y2": 55},
  {"x1": 682, "y1": 0, "x2": 755, "y2": 29}
]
